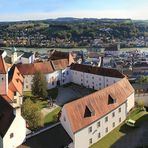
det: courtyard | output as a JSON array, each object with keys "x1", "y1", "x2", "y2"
[{"x1": 56, "y1": 83, "x2": 95, "y2": 106}]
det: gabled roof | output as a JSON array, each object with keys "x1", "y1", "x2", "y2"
[
  {"x1": 0, "y1": 96, "x2": 15, "y2": 138},
  {"x1": 64, "y1": 78, "x2": 134, "y2": 133},
  {"x1": 21, "y1": 52, "x2": 34, "y2": 58},
  {"x1": 0, "y1": 56, "x2": 7, "y2": 74},
  {"x1": 2, "y1": 65, "x2": 24, "y2": 102},
  {"x1": 51, "y1": 59, "x2": 69, "y2": 70},
  {"x1": 17, "y1": 62, "x2": 54, "y2": 75},
  {"x1": 49, "y1": 50, "x2": 74, "y2": 65},
  {"x1": 70, "y1": 63, "x2": 124, "y2": 78},
  {"x1": 50, "y1": 50, "x2": 69, "y2": 60}
]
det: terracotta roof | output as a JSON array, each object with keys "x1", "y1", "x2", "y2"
[
  {"x1": 17, "y1": 62, "x2": 54, "y2": 75},
  {"x1": 70, "y1": 63, "x2": 124, "y2": 78},
  {"x1": 0, "y1": 56, "x2": 7, "y2": 74},
  {"x1": 64, "y1": 78, "x2": 134, "y2": 133},
  {"x1": 50, "y1": 51, "x2": 69, "y2": 60},
  {"x1": 2, "y1": 65, "x2": 24, "y2": 102},
  {"x1": 0, "y1": 96, "x2": 15, "y2": 138},
  {"x1": 49, "y1": 50, "x2": 74, "y2": 65},
  {"x1": 51, "y1": 59, "x2": 69, "y2": 70}
]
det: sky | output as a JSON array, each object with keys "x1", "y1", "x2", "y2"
[{"x1": 0, "y1": 0, "x2": 148, "y2": 21}]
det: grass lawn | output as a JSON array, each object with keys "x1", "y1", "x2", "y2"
[
  {"x1": 44, "y1": 107, "x2": 61, "y2": 125},
  {"x1": 35, "y1": 100, "x2": 48, "y2": 110},
  {"x1": 90, "y1": 108, "x2": 148, "y2": 148},
  {"x1": 47, "y1": 87, "x2": 58, "y2": 100},
  {"x1": 23, "y1": 91, "x2": 33, "y2": 97}
]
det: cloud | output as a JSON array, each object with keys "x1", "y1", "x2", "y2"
[{"x1": 0, "y1": 8, "x2": 148, "y2": 21}]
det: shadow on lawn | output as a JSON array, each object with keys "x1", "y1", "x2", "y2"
[{"x1": 111, "y1": 114, "x2": 148, "y2": 148}]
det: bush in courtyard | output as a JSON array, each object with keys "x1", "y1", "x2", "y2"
[{"x1": 22, "y1": 98, "x2": 44, "y2": 130}]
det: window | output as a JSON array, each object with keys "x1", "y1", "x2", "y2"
[
  {"x1": 10, "y1": 133, "x2": 14, "y2": 138},
  {"x1": 106, "y1": 84, "x2": 108, "y2": 87},
  {"x1": 97, "y1": 121, "x2": 100, "y2": 128},
  {"x1": 92, "y1": 82, "x2": 94, "y2": 84},
  {"x1": 88, "y1": 126, "x2": 92, "y2": 133},
  {"x1": 89, "y1": 138, "x2": 92, "y2": 145},
  {"x1": 13, "y1": 99, "x2": 17, "y2": 103},
  {"x1": 119, "y1": 117, "x2": 121, "y2": 123},
  {"x1": 112, "y1": 112, "x2": 115, "y2": 117},
  {"x1": 26, "y1": 85, "x2": 28, "y2": 89},
  {"x1": 14, "y1": 92, "x2": 17, "y2": 96},
  {"x1": 98, "y1": 133, "x2": 101, "y2": 139},
  {"x1": 92, "y1": 76, "x2": 94, "y2": 79},
  {"x1": 99, "y1": 83, "x2": 101, "y2": 86},
  {"x1": 63, "y1": 117, "x2": 66, "y2": 122},
  {"x1": 86, "y1": 80, "x2": 88, "y2": 83},
  {"x1": 63, "y1": 80, "x2": 65, "y2": 83},
  {"x1": 52, "y1": 81, "x2": 54, "y2": 85},
  {"x1": 119, "y1": 107, "x2": 121, "y2": 113},
  {"x1": 113, "y1": 122, "x2": 115, "y2": 127},
  {"x1": 105, "y1": 127, "x2": 108, "y2": 133},
  {"x1": 106, "y1": 79, "x2": 108, "y2": 82},
  {"x1": 1, "y1": 77, "x2": 3, "y2": 81},
  {"x1": 66, "y1": 71, "x2": 69, "y2": 75},
  {"x1": 105, "y1": 116, "x2": 108, "y2": 122}
]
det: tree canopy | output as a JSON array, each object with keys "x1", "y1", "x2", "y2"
[
  {"x1": 32, "y1": 71, "x2": 48, "y2": 98},
  {"x1": 22, "y1": 98, "x2": 43, "y2": 129}
]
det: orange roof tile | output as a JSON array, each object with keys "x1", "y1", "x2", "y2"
[
  {"x1": 64, "y1": 78, "x2": 134, "y2": 133},
  {"x1": 17, "y1": 62, "x2": 54, "y2": 75},
  {"x1": 0, "y1": 56, "x2": 7, "y2": 74},
  {"x1": 51, "y1": 59, "x2": 69, "y2": 70},
  {"x1": 2, "y1": 65, "x2": 24, "y2": 102}
]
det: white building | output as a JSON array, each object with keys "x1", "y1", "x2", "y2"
[
  {"x1": 17, "y1": 59, "x2": 71, "y2": 91},
  {"x1": 20, "y1": 52, "x2": 35, "y2": 64},
  {"x1": 0, "y1": 54, "x2": 26, "y2": 148},
  {"x1": 60, "y1": 64, "x2": 135, "y2": 148}
]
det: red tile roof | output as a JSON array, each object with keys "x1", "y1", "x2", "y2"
[
  {"x1": 64, "y1": 78, "x2": 134, "y2": 133},
  {"x1": 0, "y1": 56, "x2": 7, "y2": 74},
  {"x1": 70, "y1": 63, "x2": 124, "y2": 78},
  {"x1": 50, "y1": 51, "x2": 74, "y2": 65},
  {"x1": 2, "y1": 65, "x2": 24, "y2": 102},
  {"x1": 17, "y1": 62, "x2": 54, "y2": 75},
  {"x1": 51, "y1": 59, "x2": 69, "y2": 70}
]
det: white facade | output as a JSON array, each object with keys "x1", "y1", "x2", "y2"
[
  {"x1": 23, "y1": 67, "x2": 71, "y2": 91},
  {"x1": 60, "y1": 93, "x2": 135, "y2": 148},
  {"x1": 2, "y1": 115, "x2": 26, "y2": 148},
  {"x1": 21, "y1": 54, "x2": 35, "y2": 64},
  {"x1": 71, "y1": 70, "x2": 121, "y2": 90}
]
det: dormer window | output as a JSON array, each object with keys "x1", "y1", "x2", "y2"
[
  {"x1": 108, "y1": 95, "x2": 116, "y2": 104},
  {"x1": 14, "y1": 92, "x2": 17, "y2": 96},
  {"x1": 84, "y1": 103, "x2": 95, "y2": 117}
]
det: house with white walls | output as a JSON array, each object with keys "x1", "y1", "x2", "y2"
[
  {"x1": 17, "y1": 59, "x2": 71, "y2": 91},
  {"x1": 60, "y1": 77, "x2": 135, "y2": 148},
  {"x1": 0, "y1": 54, "x2": 26, "y2": 148},
  {"x1": 20, "y1": 52, "x2": 35, "y2": 64}
]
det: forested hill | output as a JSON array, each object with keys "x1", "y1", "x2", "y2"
[{"x1": 0, "y1": 18, "x2": 148, "y2": 48}]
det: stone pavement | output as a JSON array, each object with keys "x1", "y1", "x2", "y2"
[{"x1": 56, "y1": 84, "x2": 92, "y2": 106}]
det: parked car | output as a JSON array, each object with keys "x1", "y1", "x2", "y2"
[{"x1": 125, "y1": 119, "x2": 136, "y2": 127}]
